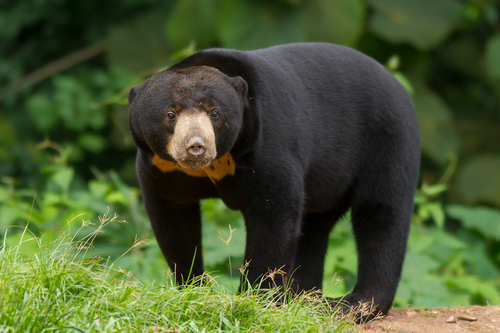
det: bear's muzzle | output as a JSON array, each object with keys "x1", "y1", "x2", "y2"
[{"x1": 167, "y1": 111, "x2": 217, "y2": 170}]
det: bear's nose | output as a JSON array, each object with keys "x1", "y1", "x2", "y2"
[{"x1": 186, "y1": 137, "x2": 206, "y2": 157}]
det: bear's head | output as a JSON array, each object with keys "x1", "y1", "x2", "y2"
[{"x1": 128, "y1": 66, "x2": 248, "y2": 171}]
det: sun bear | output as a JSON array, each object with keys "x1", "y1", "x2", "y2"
[{"x1": 128, "y1": 42, "x2": 420, "y2": 320}]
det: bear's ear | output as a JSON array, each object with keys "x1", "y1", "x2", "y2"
[
  {"x1": 128, "y1": 85, "x2": 140, "y2": 104},
  {"x1": 230, "y1": 76, "x2": 248, "y2": 98}
]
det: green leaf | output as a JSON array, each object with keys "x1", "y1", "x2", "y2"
[
  {"x1": 61, "y1": 142, "x2": 84, "y2": 163},
  {"x1": 88, "y1": 180, "x2": 111, "y2": 199},
  {"x1": 417, "y1": 204, "x2": 431, "y2": 221},
  {"x1": 426, "y1": 202, "x2": 446, "y2": 228},
  {"x1": 202, "y1": 199, "x2": 243, "y2": 226},
  {"x1": 456, "y1": 156, "x2": 500, "y2": 206},
  {"x1": 392, "y1": 71, "x2": 415, "y2": 95},
  {"x1": 53, "y1": 76, "x2": 106, "y2": 131},
  {"x1": 407, "y1": 230, "x2": 436, "y2": 254},
  {"x1": 51, "y1": 167, "x2": 75, "y2": 193},
  {"x1": 445, "y1": 276, "x2": 500, "y2": 303},
  {"x1": 431, "y1": 229, "x2": 467, "y2": 250},
  {"x1": 0, "y1": 205, "x2": 19, "y2": 227},
  {"x1": 402, "y1": 252, "x2": 440, "y2": 281},
  {"x1": 217, "y1": 0, "x2": 304, "y2": 50},
  {"x1": 413, "y1": 193, "x2": 427, "y2": 205},
  {"x1": 40, "y1": 205, "x2": 58, "y2": 223},
  {"x1": 202, "y1": 222, "x2": 245, "y2": 268},
  {"x1": 108, "y1": 11, "x2": 173, "y2": 72},
  {"x1": 398, "y1": 272, "x2": 452, "y2": 307},
  {"x1": 0, "y1": 186, "x2": 10, "y2": 202},
  {"x1": 299, "y1": 0, "x2": 365, "y2": 47},
  {"x1": 413, "y1": 86, "x2": 460, "y2": 165},
  {"x1": 463, "y1": 241, "x2": 499, "y2": 280},
  {"x1": 42, "y1": 192, "x2": 61, "y2": 206},
  {"x1": 485, "y1": 33, "x2": 500, "y2": 80},
  {"x1": 421, "y1": 183, "x2": 448, "y2": 197},
  {"x1": 324, "y1": 239, "x2": 358, "y2": 275},
  {"x1": 368, "y1": 0, "x2": 464, "y2": 50},
  {"x1": 106, "y1": 191, "x2": 127, "y2": 205},
  {"x1": 447, "y1": 204, "x2": 500, "y2": 241},
  {"x1": 399, "y1": 251, "x2": 457, "y2": 307},
  {"x1": 412, "y1": 278, "x2": 452, "y2": 308},
  {"x1": 394, "y1": 285, "x2": 411, "y2": 306},
  {"x1": 77, "y1": 133, "x2": 106, "y2": 154},
  {"x1": 26, "y1": 94, "x2": 58, "y2": 131}
]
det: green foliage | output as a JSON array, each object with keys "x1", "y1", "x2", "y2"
[
  {"x1": 368, "y1": 0, "x2": 464, "y2": 50},
  {"x1": 446, "y1": 205, "x2": 500, "y2": 242},
  {"x1": 2, "y1": 0, "x2": 500, "y2": 312},
  {"x1": 395, "y1": 185, "x2": 500, "y2": 308},
  {"x1": 414, "y1": 183, "x2": 448, "y2": 228},
  {"x1": 109, "y1": 12, "x2": 174, "y2": 72},
  {"x1": 321, "y1": 181, "x2": 500, "y2": 308},
  {"x1": 456, "y1": 156, "x2": 500, "y2": 206},
  {"x1": 0, "y1": 142, "x2": 161, "y2": 282},
  {"x1": 165, "y1": 0, "x2": 365, "y2": 51},
  {"x1": 486, "y1": 33, "x2": 500, "y2": 80},
  {"x1": 167, "y1": 0, "x2": 220, "y2": 49},
  {"x1": 413, "y1": 85, "x2": 460, "y2": 166},
  {"x1": 217, "y1": 0, "x2": 305, "y2": 50},
  {"x1": 3, "y1": 0, "x2": 500, "y2": 207},
  {"x1": 299, "y1": 0, "x2": 365, "y2": 47}
]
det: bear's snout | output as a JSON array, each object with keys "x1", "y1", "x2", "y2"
[
  {"x1": 186, "y1": 137, "x2": 207, "y2": 157},
  {"x1": 167, "y1": 111, "x2": 217, "y2": 170}
]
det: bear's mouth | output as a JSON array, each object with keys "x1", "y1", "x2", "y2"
[{"x1": 177, "y1": 158, "x2": 213, "y2": 171}]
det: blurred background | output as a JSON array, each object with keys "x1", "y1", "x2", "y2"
[{"x1": 1, "y1": 0, "x2": 500, "y2": 309}]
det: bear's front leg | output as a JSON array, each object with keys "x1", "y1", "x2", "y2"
[
  {"x1": 138, "y1": 178, "x2": 204, "y2": 285},
  {"x1": 143, "y1": 195, "x2": 204, "y2": 285},
  {"x1": 237, "y1": 175, "x2": 305, "y2": 291}
]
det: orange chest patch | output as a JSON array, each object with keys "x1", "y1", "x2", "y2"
[{"x1": 152, "y1": 153, "x2": 236, "y2": 182}]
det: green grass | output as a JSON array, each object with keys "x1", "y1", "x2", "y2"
[{"x1": 0, "y1": 214, "x2": 355, "y2": 332}]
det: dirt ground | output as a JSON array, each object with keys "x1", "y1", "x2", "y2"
[{"x1": 358, "y1": 305, "x2": 500, "y2": 333}]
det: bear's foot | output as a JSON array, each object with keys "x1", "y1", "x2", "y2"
[{"x1": 326, "y1": 294, "x2": 387, "y2": 324}]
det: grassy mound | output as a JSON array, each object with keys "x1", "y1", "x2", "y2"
[{"x1": 0, "y1": 214, "x2": 354, "y2": 332}]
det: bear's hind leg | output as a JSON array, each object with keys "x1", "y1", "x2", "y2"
[
  {"x1": 238, "y1": 189, "x2": 305, "y2": 291},
  {"x1": 290, "y1": 209, "x2": 347, "y2": 293},
  {"x1": 344, "y1": 187, "x2": 414, "y2": 320}
]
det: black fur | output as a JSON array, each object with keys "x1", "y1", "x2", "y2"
[{"x1": 128, "y1": 43, "x2": 420, "y2": 320}]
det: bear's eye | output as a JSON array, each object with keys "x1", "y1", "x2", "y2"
[
  {"x1": 210, "y1": 110, "x2": 219, "y2": 119},
  {"x1": 166, "y1": 111, "x2": 176, "y2": 120}
]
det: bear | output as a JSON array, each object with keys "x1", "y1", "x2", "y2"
[{"x1": 128, "y1": 42, "x2": 420, "y2": 320}]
